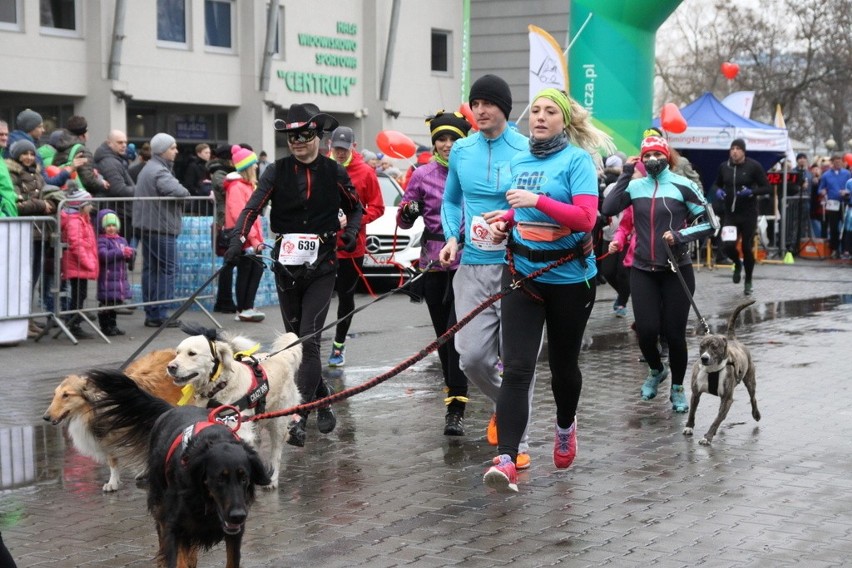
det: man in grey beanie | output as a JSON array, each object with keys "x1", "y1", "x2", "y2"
[
  {"x1": 4, "y1": 109, "x2": 44, "y2": 159},
  {"x1": 132, "y1": 132, "x2": 190, "y2": 328}
]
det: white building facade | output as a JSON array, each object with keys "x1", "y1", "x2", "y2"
[{"x1": 0, "y1": 0, "x2": 463, "y2": 164}]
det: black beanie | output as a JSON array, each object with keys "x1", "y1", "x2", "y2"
[
  {"x1": 469, "y1": 74, "x2": 512, "y2": 120},
  {"x1": 730, "y1": 138, "x2": 746, "y2": 151}
]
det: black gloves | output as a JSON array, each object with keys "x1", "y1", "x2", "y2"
[
  {"x1": 400, "y1": 201, "x2": 422, "y2": 224},
  {"x1": 224, "y1": 236, "x2": 243, "y2": 265},
  {"x1": 340, "y1": 230, "x2": 357, "y2": 252}
]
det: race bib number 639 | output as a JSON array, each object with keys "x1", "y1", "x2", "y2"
[{"x1": 278, "y1": 233, "x2": 320, "y2": 265}]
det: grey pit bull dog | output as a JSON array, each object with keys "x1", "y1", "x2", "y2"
[{"x1": 684, "y1": 299, "x2": 761, "y2": 445}]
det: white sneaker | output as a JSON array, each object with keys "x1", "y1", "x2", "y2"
[
  {"x1": 239, "y1": 308, "x2": 265, "y2": 322},
  {"x1": 234, "y1": 312, "x2": 242, "y2": 322}
]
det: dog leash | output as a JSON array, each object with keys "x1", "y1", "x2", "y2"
[
  {"x1": 248, "y1": 258, "x2": 440, "y2": 363},
  {"x1": 246, "y1": 247, "x2": 583, "y2": 423},
  {"x1": 119, "y1": 266, "x2": 224, "y2": 371},
  {"x1": 663, "y1": 241, "x2": 711, "y2": 335}
]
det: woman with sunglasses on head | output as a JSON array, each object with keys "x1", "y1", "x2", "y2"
[
  {"x1": 482, "y1": 89, "x2": 613, "y2": 492},
  {"x1": 226, "y1": 103, "x2": 363, "y2": 448},
  {"x1": 602, "y1": 135, "x2": 714, "y2": 415}
]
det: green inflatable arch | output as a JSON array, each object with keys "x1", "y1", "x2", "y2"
[{"x1": 569, "y1": 0, "x2": 683, "y2": 154}]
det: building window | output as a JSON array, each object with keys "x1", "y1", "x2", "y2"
[
  {"x1": 431, "y1": 29, "x2": 450, "y2": 74},
  {"x1": 158, "y1": 0, "x2": 187, "y2": 45},
  {"x1": 0, "y1": 0, "x2": 21, "y2": 30},
  {"x1": 40, "y1": 0, "x2": 77, "y2": 32},
  {"x1": 205, "y1": 0, "x2": 233, "y2": 50}
]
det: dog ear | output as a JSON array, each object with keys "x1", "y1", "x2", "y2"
[
  {"x1": 180, "y1": 321, "x2": 219, "y2": 342},
  {"x1": 216, "y1": 340, "x2": 235, "y2": 369},
  {"x1": 247, "y1": 445, "x2": 273, "y2": 486}
]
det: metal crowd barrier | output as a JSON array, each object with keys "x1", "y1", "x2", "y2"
[{"x1": 0, "y1": 195, "x2": 221, "y2": 345}]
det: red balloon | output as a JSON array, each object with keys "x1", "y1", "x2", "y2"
[
  {"x1": 458, "y1": 103, "x2": 479, "y2": 131},
  {"x1": 660, "y1": 102, "x2": 687, "y2": 134},
  {"x1": 45, "y1": 165, "x2": 61, "y2": 178},
  {"x1": 844, "y1": 153, "x2": 852, "y2": 168},
  {"x1": 721, "y1": 61, "x2": 740, "y2": 80},
  {"x1": 375, "y1": 130, "x2": 417, "y2": 159}
]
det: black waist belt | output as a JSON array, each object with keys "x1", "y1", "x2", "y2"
[
  {"x1": 508, "y1": 233, "x2": 593, "y2": 263},
  {"x1": 422, "y1": 229, "x2": 445, "y2": 242}
]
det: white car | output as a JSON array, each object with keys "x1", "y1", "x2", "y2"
[{"x1": 361, "y1": 172, "x2": 424, "y2": 283}]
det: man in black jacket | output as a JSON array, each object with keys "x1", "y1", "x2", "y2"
[
  {"x1": 226, "y1": 103, "x2": 363, "y2": 447},
  {"x1": 713, "y1": 138, "x2": 770, "y2": 295},
  {"x1": 94, "y1": 130, "x2": 136, "y2": 241}
]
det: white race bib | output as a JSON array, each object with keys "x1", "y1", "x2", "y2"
[
  {"x1": 469, "y1": 215, "x2": 506, "y2": 251},
  {"x1": 825, "y1": 199, "x2": 841, "y2": 212},
  {"x1": 721, "y1": 225, "x2": 738, "y2": 242},
  {"x1": 278, "y1": 233, "x2": 320, "y2": 265}
]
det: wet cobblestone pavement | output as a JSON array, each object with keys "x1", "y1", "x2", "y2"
[{"x1": 1, "y1": 259, "x2": 851, "y2": 567}]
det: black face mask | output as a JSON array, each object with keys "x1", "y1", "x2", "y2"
[{"x1": 645, "y1": 158, "x2": 668, "y2": 178}]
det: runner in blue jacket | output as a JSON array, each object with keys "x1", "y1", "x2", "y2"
[{"x1": 439, "y1": 74, "x2": 535, "y2": 469}]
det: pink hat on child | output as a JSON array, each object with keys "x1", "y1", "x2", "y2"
[{"x1": 231, "y1": 145, "x2": 258, "y2": 172}]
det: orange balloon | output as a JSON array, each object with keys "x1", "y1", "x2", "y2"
[
  {"x1": 721, "y1": 61, "x2": 740, "y2": 80},
  {"x1": 660, "y1": 102, "x2": 687, "y2": 134},
  {"x1": 844, "y1": 153, "x2": 852, "y2": 168},
  {"x1": 458, "y1": 103, "x2": 479, "y2": 131},
  {"x1": 376, "y1": 130, "x2": 417, "y2": 159}
]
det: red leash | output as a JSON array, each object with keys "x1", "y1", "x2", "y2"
[{"x1": 246, "y1": 249, "x2": 585, "y2": 423}]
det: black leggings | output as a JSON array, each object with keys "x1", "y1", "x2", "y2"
[
  {"x1": 630, "y1": 266, "x2": 694, "y2": 386},
  {"x1": 275, "y1": 270, "x2": 335, "y2": 404},
  {"x1": 721, "y1": 216, "x2": 757, "y2": 281},
  {"x1": 332, "y1": 256, "x2": 364, "y2": 344},
  {"x1": 234, "y1": 254, "x2": 264, "y2": 312},
  {"x1": 496, "y1": 267, "x2": 596, "y2": 460},
  {"x1": 422, "y1": 270, "x2": 467, "y2": 397},
  {"x1": 599, "y1": 241, "x2": 630, "y2": 306}
]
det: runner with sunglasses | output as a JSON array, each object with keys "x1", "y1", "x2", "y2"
[{"x1": 227, "y1": 103, "x2": 363, "y2": 447}]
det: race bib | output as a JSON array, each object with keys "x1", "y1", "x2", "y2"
[
  {"x1": 825, "y1": 199, "x2": 841, "y2": 212},
  {"x1": 469, "y1": 215, "x2": 506, "y2": 251},
  {"x1": 721, "y1": 225, "x2": 738, "y2": 242},
  {"x1": 278, "y1": 233, "x2": 320, "y2": 265}
]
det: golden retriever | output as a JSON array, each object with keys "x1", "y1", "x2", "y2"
[
  {"x1": 167, "y1": 331, "x2": 302, "y2": 490},
  {"x1": 42, "y1": 348, "x2": 182, "y2": 492}
]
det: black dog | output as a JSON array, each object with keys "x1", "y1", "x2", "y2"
[{"x1": 88, "y1": 369, "x2": 271, "y2": 568}]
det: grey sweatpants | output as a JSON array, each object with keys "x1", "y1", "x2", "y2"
[{"x1": 453, "y1": 264, "x2": 536, "y2": 453}]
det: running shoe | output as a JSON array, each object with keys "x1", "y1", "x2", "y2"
[{"x1": 483, "y1": 454, "x2": 518, "y2": 493}]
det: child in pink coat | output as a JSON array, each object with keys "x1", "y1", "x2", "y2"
[
  {"x1": 60, "y1": 189, "x2": 99, "y2": 338},
  {"x1": 224, "y1": 146, "x2": 266, "y2": 322}
]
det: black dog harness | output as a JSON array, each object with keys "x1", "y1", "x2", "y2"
[
  {"x1": 707, "y1": 361, "x2": 736, "y2": 396},
  {"x1": 206, "y1": 356, "x2": 270, "y2": 415}
]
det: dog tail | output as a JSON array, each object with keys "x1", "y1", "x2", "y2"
[
  {"x1": 87, "y1": 369, "x2": 174, "y2": 454},
  {"x1": 726, "y1": 299, "x2": 756, "y2": 339},
  {"x1": 270, "y1": 331, "x2": 303, "y2": 371}
]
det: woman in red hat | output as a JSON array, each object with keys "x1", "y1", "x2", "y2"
[{"x1": 602, "y1": 135, "x2": 715, "y2": 413}]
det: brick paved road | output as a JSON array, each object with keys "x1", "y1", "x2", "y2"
[{"x1": 1, "y1": 259, "x2": 850, "y2": 567}]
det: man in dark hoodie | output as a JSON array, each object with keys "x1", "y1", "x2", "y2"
[
  {"x1": 94, "y1": 130, "x2": 136, "y2": 242},
  {"x1": 713, "y1": 138, "x2": 770, "y2": 296}
]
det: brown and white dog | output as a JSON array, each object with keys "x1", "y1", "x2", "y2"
[
  {"x1": 684, "y1": 299, "x2": 761, "y2": 445},
  {"x1": 166, "y1": 330, "x2": 303, "y2": 490},
  {"x1": 42, "y1": 349, "x2": 181, "y2": 492}
]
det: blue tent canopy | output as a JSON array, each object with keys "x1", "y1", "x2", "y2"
[{"x1": 653, "y1": 92, "x2": 787, "y2": 192}]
